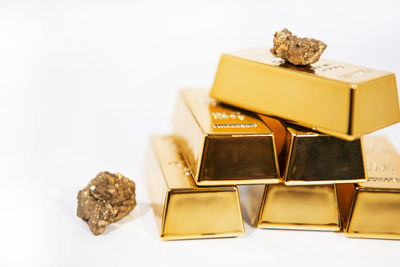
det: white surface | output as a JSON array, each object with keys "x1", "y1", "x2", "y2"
[{"x1": 1, "y1": 0, "x2": 400, "y2": 266}]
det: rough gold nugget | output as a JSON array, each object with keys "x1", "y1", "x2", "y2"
[
  {"x1": 270, "y1": 28, "x2": 327, "y2": 65},
  {"x1": 77, "y1": 172, "x2": 136, "y2": 235}
]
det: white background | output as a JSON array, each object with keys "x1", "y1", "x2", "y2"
[{"x1": 1, "y1": 0, "x2": 400, "y2": 266}]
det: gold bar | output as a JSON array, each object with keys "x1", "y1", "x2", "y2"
[
  {"x1": 210, "y1": 46, "x2": 400, "y2": 141},
  {"x1": 146, "y1": 135, "x2": 245, "y2": 240},
  {"x1": 172, "y1": 89, "x2": 280, "y2": 186},
  {"x1": 242, "y1": 184, "x2": 341, "y2": 231},
  {"x1": 260, "y1": 115, "x2": 366, "y2": 185},
  {"x1": 338, "y1": 136, "x2": 400, "y2": 239}
]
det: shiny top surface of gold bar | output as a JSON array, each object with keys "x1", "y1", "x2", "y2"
[
  {"x1": 180, "y1": 89, "x2": 272, "y2": 135},
  {"x1": 361, "y1": 136, "x2": 400, "y2": 189},
  {"x1": 152, "y1": 135, "x2": 194, "y2": 189},
  {"x1": 231, "y1": 46, "x2": 391, "y2": 84}
]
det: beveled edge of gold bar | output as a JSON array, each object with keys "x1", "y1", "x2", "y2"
[
  {"x1": 151, "y1": 135, "x2": 245, "y2": 240},
  {"x1": 257, "y1": 184, "x2": 341, "y2": 231},
  {"x1": 161, "y1": 230, "x2": 243, "y2": 241},
  {"x1": 196, "y1": 178, "x2": 281, "y2": 186},
  {"x1": 345, "y1": 232, "x2": 400, "y2": 240},
  {"x1": 284, "y1": 179, "x2": 367, "y2": 186},
  {"x1": 258, "y1": 224, "x2": 341, "y2": 231}
]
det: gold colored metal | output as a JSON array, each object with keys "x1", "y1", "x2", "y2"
[
  {"x1": 260, "y1": 115, "x2": 367, "y2": 185},
  {"x1": 210, "y1": 46, "x2": 400, "y2": 141},
  {"x1": 172, "y1": 89, "x2": 280, "y2": 186},
  {"x1": 147, "y1": 135, "x2": 245, "y2": 240},
  {"x1": 338, "y1": 136, "x2": 400, "y2": 239},
  {"x1": 243, "y1": 184, "x2": 341, "y2": 231}
]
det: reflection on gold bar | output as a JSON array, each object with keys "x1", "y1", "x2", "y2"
[
  {"x1": 172, "y1": 89, "x2": 280, "y2": 186},
  {"x1": 147, "y1": 136, "x2": 244, "y2": 240},
  {"x1": 210, "y1": 46, "x2": 400, "y2": 141},
  {"x1": 338, "y1": 136, "x2": 400, "y2": 239},
  {"x1": 260, "y1": 115, "x2": 366, "y2": 185},
  {"x1": 256, "y1": 184, "x2": 341, "y2": 231}
]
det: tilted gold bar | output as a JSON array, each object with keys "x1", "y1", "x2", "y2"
[
  {"x1": 260, "y1": 115, "x2": 366, "y2": 185},
  {"x1": 337, "y1": 136, "x2": 400, "y2": 239},
  {"x1": 242, "y1": 184, "x2": 341, "y2": 231},
  {"x1": 146, "y1": 135, "x2": 244, "y2": 240},
  {"x1": 210, "y1": 46, "x2": 400, "y2": 141},
  {"x1": 172, "y1": 89, "x2": 280, "y2": 186}
]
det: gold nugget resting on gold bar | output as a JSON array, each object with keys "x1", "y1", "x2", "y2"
[
  {"x1": 243, "y1": 184, "x2": 341, "y2": 231},
  {"x1": 338, "y1": 136, "x2": 400, "y2": 239},
  {"x1": 172, "y1": 89, "x2": 280, "y2": 186},
  {"x1": 146, "y1": 136, "x2": 244, "y2": 240},
  {"x1": 210, "y1": 46, "x2": 400, "y2": 141},
  {"x1": 260, "y1": 115, "x2": 366, "y2": 185}
]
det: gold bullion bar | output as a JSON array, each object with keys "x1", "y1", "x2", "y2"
[
  {"x1": 260, "y1": 115, "x2": 366, "y2": 185},
  {"x1": 240, "y1": 184, "x2": 341, "y2": 231},
  {"x1": 337, "y1": 136, "x2": 400, "y2": 239},
  {"x1": 146, "y1": 135, "x2": 245, "y2": 240},
  {"x1": 210, "y1": 46, "x2": 400, "y2": 141},
  {"x1": 172, "y1": 89, "x2": 280, "y2": 186}
]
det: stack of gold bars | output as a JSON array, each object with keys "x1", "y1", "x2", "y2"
[{"x1": 147, "y1": 46, "x2": 400, "y2": 240}]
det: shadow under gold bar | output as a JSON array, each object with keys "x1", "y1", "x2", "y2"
[
  {"x1": 241, "y1": 184, "x2": 341, "y2": 231},
  {"x1": 146, "y1": 135, "x2": 244, "y2": 240},
  {"x1": 172, "y1": 89, "x2": 280, "y2": 186},
  {"x1": 260, "y1": 115, "x2": 366, "y2": 185},
  {"x1": 210, "y1": 46, "x2": 400, "y2": 141},
  {"x1": 337, "y1": 136, "x2": 400, "y2": 239}
]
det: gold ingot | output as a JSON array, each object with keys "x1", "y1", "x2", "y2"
[
  {"x1": 146, "y1": 135, "x2": 245, "y2": 240},
  {"x1": 338, "y1": 136, "x2": 400, "y2": 239},
  {"x1": 172, "y1": 89, "x2": 280, "y2": 186},
  {"x1": 210, "y1": 46, "x2": 400, "y2": 141},
  {"x1": 260, "y1": 115, "x2": 366, "y2": 185},
  {"x1": 242, "y1": 184, "x2": 341, "y2": 231}
]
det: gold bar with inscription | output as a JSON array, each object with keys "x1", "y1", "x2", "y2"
[
  {"x1": 260, "y1": 115, "x2": 366, "y2": 185},
  {"x1": 146, "y1": 136, "x2": 244, "y2": 240},
  {"x1": 210, "y1": 46, "x2": 400, "y2": 141},
  {"x1": 241, "y1": 184, "x2": 341, "y2": 231},
  {"x1": 172, "y1": 89, "x2": 280, "y2": 186},
  {"x1": 337, "y1": 136, "x2": 400, "y2": 239}
]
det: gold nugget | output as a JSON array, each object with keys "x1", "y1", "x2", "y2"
[
  {"x1": 77, "y1": 172, "x2": 136, "y2": 235},
  {"x1": 270, "y1": 28, "x2": 327, "y2": 65}
]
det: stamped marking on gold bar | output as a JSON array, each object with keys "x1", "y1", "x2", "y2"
[
  {"x1": 168, "y1": 161, "x2": 192, "y2": 177},
  {"x1": 211, "y1": 111, "x2": 245, "y2": 120},
  {"x1": 212, "y1": 123, "x2": 258, "y2": 129},
  {"x1": 367, "y1": 177, "x2": 399, "y2": 183},
  {"x1": 366, "y1": 162, "x2": 398, "y2": 174}
]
